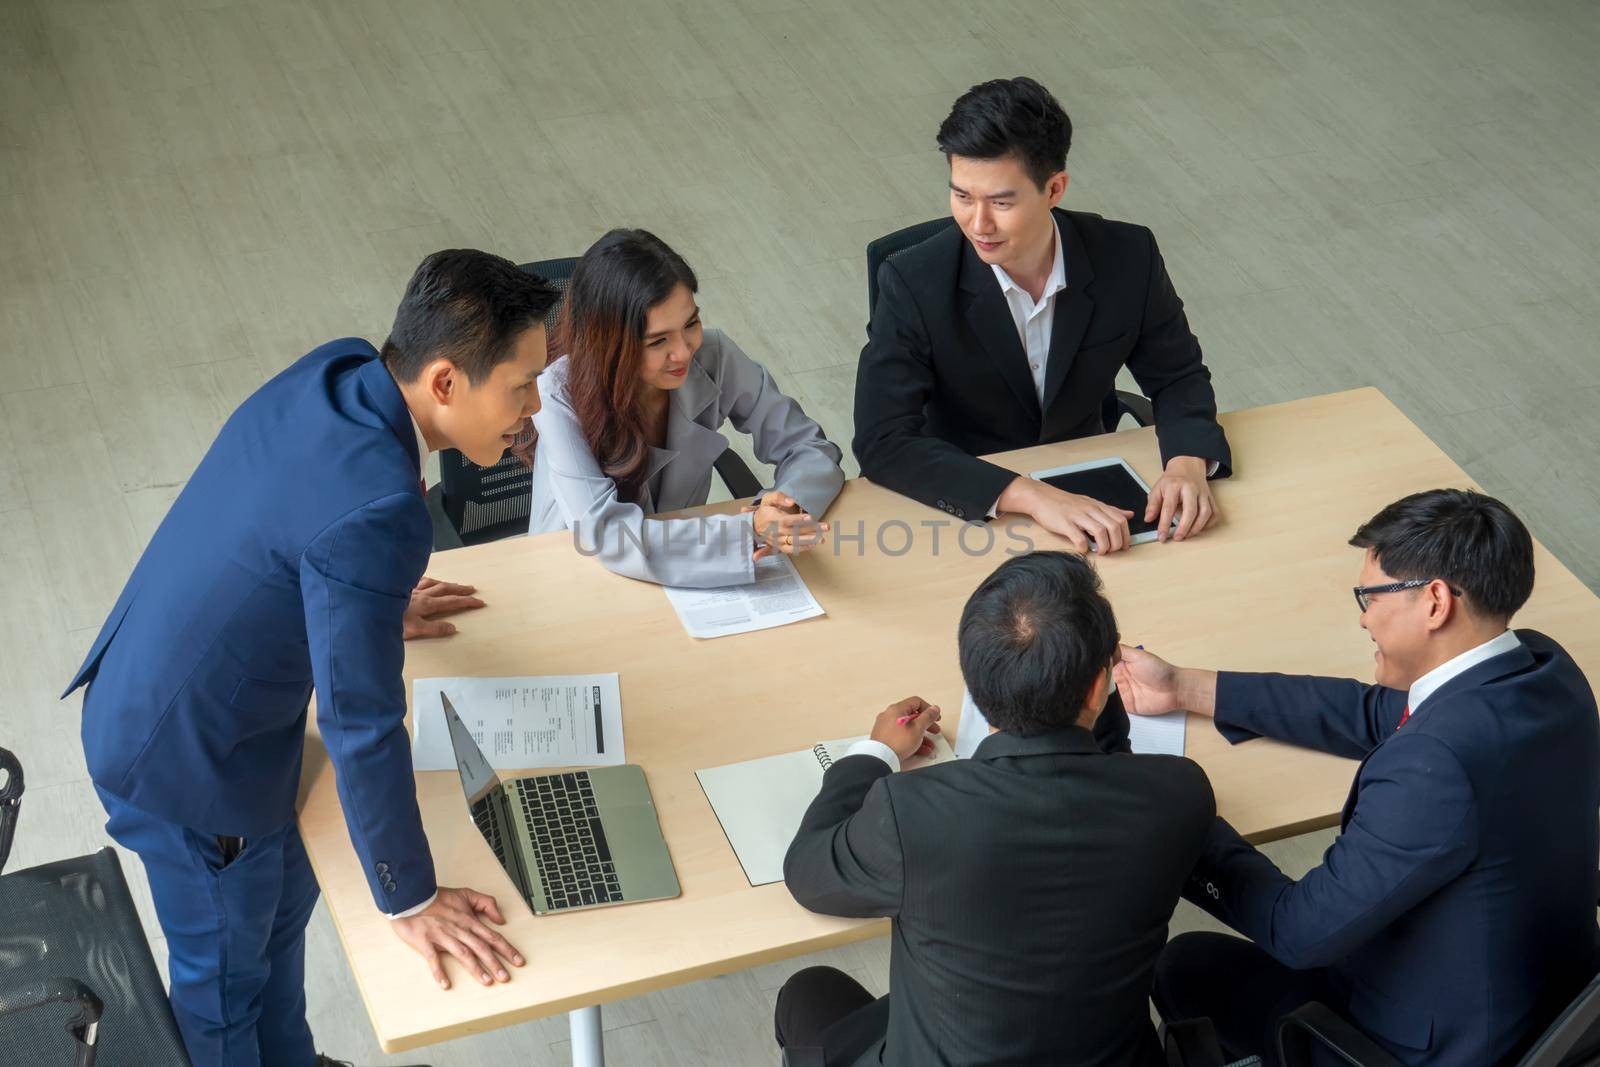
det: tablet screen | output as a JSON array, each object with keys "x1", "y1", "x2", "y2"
[{"x1": 1038, "y1": 464, "x2": 1156, "y2": 537}]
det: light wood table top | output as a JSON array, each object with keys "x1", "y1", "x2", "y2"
[{"x1": 296, "y1": 387, "x2": 1600, "y2": 1052}]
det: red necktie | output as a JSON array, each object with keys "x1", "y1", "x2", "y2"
[{"x1": 1396, "y1": 705, "x2": 1412, "y2": 731}]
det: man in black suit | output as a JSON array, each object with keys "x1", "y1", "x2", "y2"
[
  {"x1": 774, "y1": 552, "x2": 1216, "y2": 1066},
  {"x1": 1120, "y1": 490, "x2": 1600, "y2": 1065},
  {"x1": 854, "y1": 77, "x2": 1230, "y2": 553}
]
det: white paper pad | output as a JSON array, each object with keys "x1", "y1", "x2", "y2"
[
  {"x1": 697, "y1": 733, "x2": 956, "y2": 886},
  {"x1": 955, "y1": 688, "x2": 1187, "y2": 757},
  {"x1": 1127, "y1": 708, "x2": 1188, "y2": 756},
  {"x1": 411, "y1": 674, "x2": 624, "y2": 771},
  {"x1": 662, "y1": 553, "x2": 825, "y2": 639}
]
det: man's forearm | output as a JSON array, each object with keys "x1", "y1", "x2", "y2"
[
  {"x1": 995, "y1": 475, "x2": 1040, "y2": 518},
  {"x1": 1177, "y1": 667, "x2": 1219, "y2": 717}
]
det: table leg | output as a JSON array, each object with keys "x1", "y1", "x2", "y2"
[{"x1": 569, "y1": 1005, "x2": 603, "y2": 1067}]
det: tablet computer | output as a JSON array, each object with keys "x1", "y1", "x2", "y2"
[{"x1": 1028, "y1": 457, "x2": 1165, "y2": 546}]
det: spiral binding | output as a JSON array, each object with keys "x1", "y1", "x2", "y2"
[{"x1": 812, "y1": 743, "x2": 834, "y2": 771}]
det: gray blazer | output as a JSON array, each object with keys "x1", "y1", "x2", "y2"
[{"x1": 528, "y1": 329, "x2": 844, "y2": 588}]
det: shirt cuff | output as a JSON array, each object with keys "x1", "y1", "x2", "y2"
[
  {"x1": 845, "y1": 738, "x2": 900, "y2": 773},
  {"x1": 388, "y1": 890, "x2": 437, "y2": 920}
]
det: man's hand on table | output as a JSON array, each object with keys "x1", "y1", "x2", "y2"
[
  {"x1": 403, "y1": 577, "x2": 485, "y2": 640},
  {"x1": 868, "y1": 696, "x2": 943, "y2": 762},
  {"x1": 391, "y1": 886, "x2": 524, "y2": 990},
  {"x1": 1113, "y1": 645, "x2": 1218, "y2": 718},
  {"x1": 1144, "y1": 455, "x2": 1219, "y2": 542},
  {"x1": 998, "y1": 476, "x2": 1135, "y2": 554}
]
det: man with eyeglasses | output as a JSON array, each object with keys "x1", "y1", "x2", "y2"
[{"x1": 1116, "y1": 489, "x2": 1599, "y2": 1066}]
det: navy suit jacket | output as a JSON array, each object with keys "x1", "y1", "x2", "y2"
[
  {"x1": 1189, "y1": 630, "x2": 1599, "y2": 1065},
  {"x1": 65, "y1": 340, "x2": 437, "y2": 913}
]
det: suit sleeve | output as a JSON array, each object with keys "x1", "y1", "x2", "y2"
[
  {"x1": 1094, "y1": 689, "x2": 1133, "y2": 754},
  {"x1": 1184, "y1": 733, "x2": 1477, "y2": 969},
  {"x1": 1126, "y1": 229, "x2": 1231, "y2": 477},
  {"x1": 852, "y1": 260, "x2": 1019, "y2": 518},
  {"x1": 531, "y1": 372, "x2": 757, "y2": 588},
  {"x1": 301, "y1": 492, "x2": 436, "y2": 914},
  {"x1": 783, "y1": 754, "x2": 904, "y2": 918},
  {"x1": 715, "y1": 331, "x2": 845, "y2": 519},
  {"x1": 1214, "y1": 671, "x2": 1407, "y2": 758}
]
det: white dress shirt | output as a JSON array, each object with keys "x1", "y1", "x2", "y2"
[
  {"x1": 408, "y1": 411, "x2": 430, "y2": 472},
  {"x1": 992, "y1": 219, "x2": 1069, "y2": 405},
  {"x1": 391, "y1": 410, "x2": 437, "y2": 921},
  {"x1": 1406, "y1": 629, "x2": 1522, "y2": 715}
]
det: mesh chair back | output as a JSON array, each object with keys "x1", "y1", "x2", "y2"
[
  {"x1": 0, "y1": 848, "x2": 190, "y2": 1065},
  {"x1": 437, "y1": 257, "x2": 577, "y2": 546},
  {"x1": 0, "y1": 746, "x2": 21, "y2": 872},
  {"x1": 865, "y1": 218, "x2": 954, "y2": 319}
]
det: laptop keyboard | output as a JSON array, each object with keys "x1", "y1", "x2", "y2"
[
  {"x1": 471, "y1": 795, "x2": 507, "y2": 870},
  {"x1": 514, "y1": 772, "x2": 624, "y2": 910}
]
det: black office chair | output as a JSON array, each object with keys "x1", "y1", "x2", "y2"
[
  {"x1": 1275, "y1": 977, "x2": 1600, "y2": 1067},
  {"x1": 428, "y1": 256, "x2": 762, "y2": 550},
  {"x1": 0, "y1": 747, "x2": 191, "y2": 1066},
  {"x1": 864, "y1": 218, "x2": 1156, "y2": 433}
]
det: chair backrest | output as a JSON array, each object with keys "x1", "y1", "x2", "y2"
[
  {"x1": 1518, "y1": 970, "x2": 1600, "y2": 1067},
  {"x1": 865, "y1": 217, "x2": 954, "y2": 319},
  {"x1": 0, "y1": 751, "x2": 191, "y2": 1067},
  {"x1": 436, "y1": 257, "x2": 577, "y2": 546},
  {"x1": 0, "y1": 746, "x2": 21, "y2": 874}
]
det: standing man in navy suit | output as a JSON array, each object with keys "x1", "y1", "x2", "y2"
[
  {"x1": 64, "y1": 250, "x2": 560, "y2": 1067},
  {"x1": 1118, "y1": 489, "x2": 1599, "y2": 1065}
]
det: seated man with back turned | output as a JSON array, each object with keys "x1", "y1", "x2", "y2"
[
  {"x1": 1118, "y1": 489, "x2": 1600, "y2": 1066},
  {"x1": 775, "y1": 551, "x2": 1215, "y2": 1066},
  {"x1": 854, "y1": 76, "x2": 1231, "y2": 554}
]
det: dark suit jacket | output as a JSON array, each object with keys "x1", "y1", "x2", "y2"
[
  {"x1": 66, "y1": 340, "x2": 438, "y2": 913},
  {"x1": 1189, "y1": 630, "x2": 1600, "y2": 1066},
  {"x1": 784, "y1": 722, "x2": 1215, "y2": 1067},
  {"x1": 853, "y1": 209, "x2": 1231, "y2": 519}
]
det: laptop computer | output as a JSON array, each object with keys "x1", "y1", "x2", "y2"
[{"x1": 443, "y1": 692, "x2": 680, "y2": 915}]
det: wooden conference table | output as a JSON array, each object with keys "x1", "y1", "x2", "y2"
[{"x1": 296, "y1": 387, "x2": 1600, "y2": 1062}]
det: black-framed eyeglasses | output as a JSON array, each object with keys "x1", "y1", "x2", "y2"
[{"x1": 1352, "y1": 579, "x2": 1460, "y2": 612}]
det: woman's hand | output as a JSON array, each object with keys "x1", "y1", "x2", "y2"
[{"x1": 742, "y1": 491, "x2": 830, "y2": 560}]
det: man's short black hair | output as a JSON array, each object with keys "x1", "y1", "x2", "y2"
[
  {"x1": 381, "y1": 249, "x2": 559, "y2": 384},
  {"x1": 936, "y1": 76, "x2": 1072, "y2": 190},
  {"x1": 1349, "y1": 488, "x2": 1535, "y2": 621},
  {"x1": 958, "y1": 552, "x2": 1118, "y2": 736}
]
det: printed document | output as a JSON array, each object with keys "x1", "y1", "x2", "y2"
[
  {"x1": 662, "y1": 553, "x2": 825, "y2": 639},
  {"x1": 411, "y1": 674, "x2": 624, "y2": 771}
]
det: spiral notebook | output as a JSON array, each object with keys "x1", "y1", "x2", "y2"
[{"x1": 696, "y1": 733, "x2": 956, "y2": 887}]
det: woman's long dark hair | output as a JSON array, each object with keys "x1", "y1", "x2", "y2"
[{"x1": 556, "y1": 228, "x2": 698, "y2": 502}]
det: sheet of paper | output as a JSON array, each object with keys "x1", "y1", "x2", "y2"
[
  {"x1": 410, "y1": 674, "x2": 624, "y2": 771},
  {"x1": 954, "y1": 688, "x2": 1186, "y2": 757},
  {"x1": 661, "y1": 553, "x2": 825, "y2": 639},
  {"x1": 955, "y1": 688, "x2": 990, "y2": 759},
  {"x1": 1126, "y1": 709, "x2": 1187, "y2": 756}
]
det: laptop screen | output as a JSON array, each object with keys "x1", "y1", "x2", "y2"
[{"x1": 442, "y1": 693, "x2": 502, "y2": 806}]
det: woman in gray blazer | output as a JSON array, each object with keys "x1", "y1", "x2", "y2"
[{"x1": 527, "y1": 229, "x2": 843, "y2": 587}]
